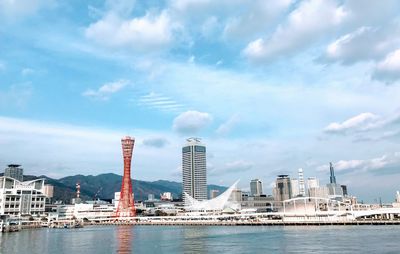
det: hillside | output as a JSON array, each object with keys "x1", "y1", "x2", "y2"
[{"x1": 22, "y1": 173, "x2": 227, "y2": 203}]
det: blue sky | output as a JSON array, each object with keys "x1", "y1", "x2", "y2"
[{"x1": 1, "y1": 0, "x2": 400, "y2": 202}]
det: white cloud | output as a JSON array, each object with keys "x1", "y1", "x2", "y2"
[
  {"x1": 324, "y1": 112, "x2": 380, "y2": 134},
  {"x1": 85, "y1": 11, "x2": 174, "y2": 52},
  {"x1": 0, "y1": 0, "x2": 54, "y2": 21},
  {"x1": 142, "y1": 137, "x2": 169, "y2": 148},
  {"x1": 0, "y1": 116, "x2": 181, "y2": 180},
  {"x1": 373, "y1": 49, "x2": 400, "y2": 83},
  {"x1": 243, "y1": 0, "x2": 346, "y2": 61},
  {"x1": 210, "y1": 159, "x2": 254, "y2": 176},
  {"x1": 0, "y1": 83, "x2": 33, "y2": 109},
  {"x1": 172, "y1": 110, "x2": 212, "y2": 135},
  {"x1": 21, "y1": 68, "x2": 35, "y2": 76},
  {"x1": 222, "y1": 0, "x2": 292, "y2": 40},
  {"x1": 137, "y1": 92, "x2": 184, "y2": 112},
  {"x1": 322, "y1": 26, "x2": 400, "y2": 64},
  {"x1": 216, "y1": 114, "x2": 240, "y2": 136},
  {"x1": 317, "y1": 152, "x2": 400, "y2": 174},
  {"x1": 82, "y1": 79, "x2": 129, "y2": 100}
]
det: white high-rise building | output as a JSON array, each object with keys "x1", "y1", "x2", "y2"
[
  {"x1": 307, "y1": 177, "x2": 319, "y2": 189},
  {"x1": 291, "y1": 179, "x2": 299, "y2": 197},
  {"x1": 298, "y1": 168, "x2": 305, "y2": 196},
  {"x1": 250, "y1": 179, "x2": 263, "y2": 196},
  {"x1": 182, "y1": 138, "x2": 207, "y2": 205}
]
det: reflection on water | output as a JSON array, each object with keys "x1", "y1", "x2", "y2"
[
  {"x1": 116, "y1": 226, "x2": 133, "y2": 254},
  {"x1": 1, "y1": 225, "x2": 400, "y2": 253}
]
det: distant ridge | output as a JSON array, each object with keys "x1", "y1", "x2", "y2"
[{"x1": 19, "y1": 173, "x2": 227, "y2": 203}]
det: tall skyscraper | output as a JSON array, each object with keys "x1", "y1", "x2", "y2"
[
  {"x1": 182, "y1": 138, "x2": 207, "y2": 204},
  {"x1": 274, "y1": 175, "x2": 292, "y2": 202},
  {"x1": 329, "y1": 162, "x2": 336, "y2": 184},
  {"x1": 327, "y1": 162, "x2": 343, "y2": 197},
  {"x1": 4, "y1": 164, "x2": 23, "y2": 182},
  {"x1": 298, "y1": 168, "x2": 305, "y2": 196},
  {"x1": 116, "y1": 136, "x2": 136, "y2": 217},
  {"x1": 250, "y1": 179, "x2": 263, "y2": 196}
]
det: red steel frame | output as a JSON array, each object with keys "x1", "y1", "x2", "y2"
[{"x1": 116, "y1": 136, "x2": 136, "y2": 217}]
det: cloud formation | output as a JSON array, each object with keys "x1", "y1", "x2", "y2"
[
  {"x1": 172, "y1": 110, "x2": 212, "y2": 135},
  {"x1": 317, "y1": 152, "x2": 400, "y2": 175},
  {"x1": 210, "y1": 159, "x2": 254, "y2": 176},
  {"x1": 137, "y1": 92, "x2": 184, "y2": 112},
  {"x1": 373, "y1": 49, "x2": 400, "y2": 83},
  {"x1": 142, "y1": 137, "x2": 169, "y2": 148},
  {"x1": 86, "y1": 11, "x2": 174, "y2": 52},
  {"x1": 322, "y1": 26, "x2": 400, "y2": 64},
  {"x1": 216, "y1": 114, "x2": 240, "y2": 136},
  {"x1": 243, "y1": 0, "x2": 345, "y2": 61},
  {"x1": 82, "y1": 79, "x2": 129, "y2": 100},
  {"x1": 324, "y1": 112, "x2": 380, "y2": 134}
]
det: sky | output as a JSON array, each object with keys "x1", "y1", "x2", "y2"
[{"x1": 1, "y1": 0, "x2": 400, "y2": 202}]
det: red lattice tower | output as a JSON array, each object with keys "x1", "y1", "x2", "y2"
[{"x1": 116, "y1": 136, "x2": 136, "y2": 217}]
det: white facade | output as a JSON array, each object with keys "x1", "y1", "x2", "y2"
[
  {"x1": 43, "y1": 184, "x2": 54, "y2": 199},
  {"x1": 160, "y1": 192, "x2": 173, "y2": 201},
  {"x1": 184, "y1": 181, "x2": 239, "y2": 212},
  {"x1": 210, "y1": 189, "x2": 219, "y2": 199},
  {"x1": 308, "y1": 186, "x2": 329, "y2": 198},
  {"x1": 0, "y1": 176, "x2": 46, "y2": 217},
  {"x1": 307, "y1": 177, "x2": 319, "y2": 189},
  {"x1": 291, "y1": 179, "x2": 299, "y2": 197},
  {"x1": 51, "y1": 204, "x2": 115, "y2": 221},
  {"x1": 182, "y1": 138, "x2": 207, "y2": 205},
  {"x1": 250, "y1": 179, "x2": 263, "y2": 196},
  {"x1": 298, "y1": 168, "x2": 305, "y2": 196}
]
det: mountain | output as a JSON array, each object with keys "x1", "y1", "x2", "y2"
[{"x1": 21, "y1": 173, "x2": 227, "y2": 203}]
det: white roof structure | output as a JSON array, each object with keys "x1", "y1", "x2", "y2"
[{"x1": 184, "y1": 180, "x2": 240, "y2": 211}]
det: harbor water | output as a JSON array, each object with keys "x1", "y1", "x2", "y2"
[{"x1": 1, "y1": 225, "x2": 399, "y2": 253}]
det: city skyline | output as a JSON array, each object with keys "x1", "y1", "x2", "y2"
[{"x1": 1, "y1": 0, "x2": 400, "y2": 202}]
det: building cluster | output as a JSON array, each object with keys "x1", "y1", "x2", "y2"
[
  {"x1": 0, "y1": 165, "x2": 53, "y2": 218},
  {"x1": 1, "y1": 137, "x2": 400, "y2": 224}
]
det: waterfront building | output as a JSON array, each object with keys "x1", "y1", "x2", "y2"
[
  {"x1": 148, "y1": 194, "x2": 155, "y2": 201},
  {"x1": 0, "y1": 176, "x2": 46, "y2": 216},
  {"x1": 250, "y1": 179, "x2": 263, "y2": 196},
  {"x1": 182, "y1": 138, "x2": 207, "y2": 205},
  {"x1": 298, "y1": 168, "x2": 305, "y2": 196},
  {"x1": 274, "y1": 175, "x2": 292, "y2": 202},
  {"x1": 230, "y1": 189, "x2": 242, "y2": 202},
  {"x1": 329, "y1": 162, "x2": 336, "y2": 184},
  {"x1": 327, "y1": 183, "x2": 344, "y2": 197},
  {"x1": 326, "y1": 163, "x2": 343, "y2": 198},
  {"x1": 308, "y1": 186, "x2": 329, "y2": 198},
  {"x1": 49, "y1": 203, "x2": 115, "y2": 221},
  {"x1": 160, "y1": 192, "x2": 173, "y2": 201},
  {"x1": 241, "y1": 194, "x2": 274, "y2": 212},
  {"x1": 210, "y1": 189, "x2": 219, "y2": 199},
  {"x1": 307, "y1": 177, "x2": 319, "y2": 189},
  {"x1": 290, "y1": 179, "x2": 299, "y2": 197},
  {"x1": 43, "y1": 184, "x2": 54, "y2": 203},
  {"x1": 184, "y1": 181, "x2": 239, "y2": 212},
  {"x1": 341, "y1": 185, "x2": 348, "y2": 196},
  {"x1": 4, "y1": 164, "x2": 24, "y2": 182}
]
